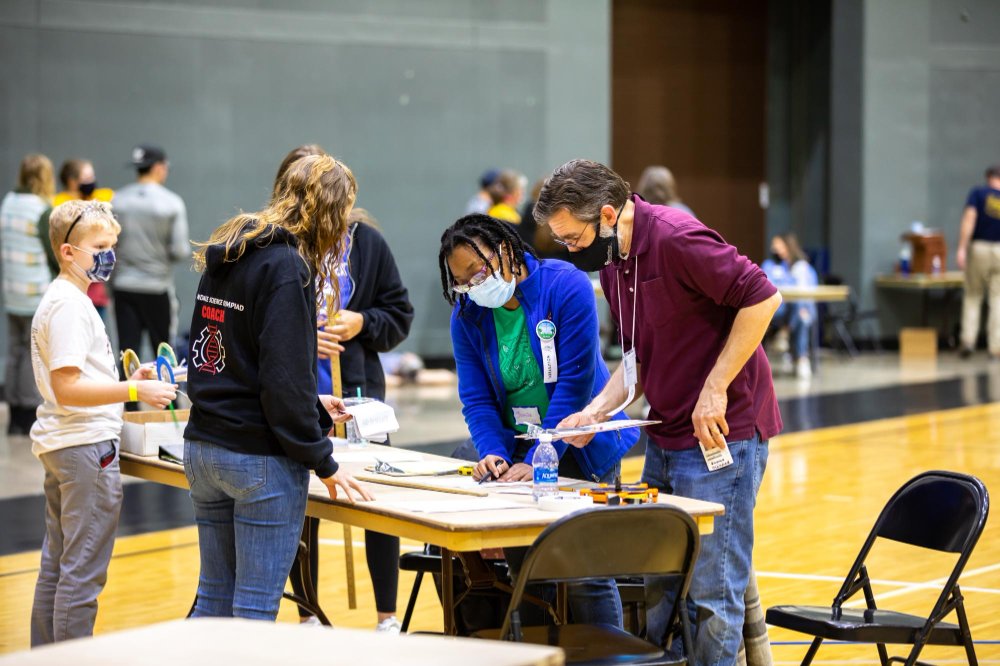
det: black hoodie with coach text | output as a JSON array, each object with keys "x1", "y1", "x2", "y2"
[{"x1": 183, "y1": 225, "x2": 337, "y2": 478}]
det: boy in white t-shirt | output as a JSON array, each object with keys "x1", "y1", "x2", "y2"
[{"x1": 29, "y1": 200, "x2": 177, "y2": 646}]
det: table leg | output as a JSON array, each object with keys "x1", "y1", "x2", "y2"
[{"x1": 441, "y1": 547, "x2": 456, "y2": 635}]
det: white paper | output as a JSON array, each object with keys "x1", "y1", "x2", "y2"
[
  {"x1": 344, "y1": 400, "x2": 399, "y2": 438},
  {"x1": 373, "y1": 498, "x2": 529, "y2": 514},
  {"x1": 330, "y1": 449, "x2": 423, "y2": 464}
]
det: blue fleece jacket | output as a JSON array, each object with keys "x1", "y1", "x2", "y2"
[{"x1": 450, "y1": 255, "x2": 637, "y2": 479}]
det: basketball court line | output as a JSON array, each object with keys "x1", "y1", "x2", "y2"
[{"x1": 756, "y1": 569, "x2": 1000, "y2": 596}]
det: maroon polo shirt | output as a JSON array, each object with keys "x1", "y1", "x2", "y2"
[{"x1": 599, "y1": 195, "x2": 782, "y2": 451}]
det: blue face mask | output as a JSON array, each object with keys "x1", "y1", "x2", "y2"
[
  {"x1": 466, "y1": 270, "x2": 516, "y2": 309},
  {"x1": 72, "y1": 246, "x2": 116, "y2": 283}
]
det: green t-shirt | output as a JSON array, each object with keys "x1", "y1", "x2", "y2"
[{"x1": 493, "y1": 305, "x2": 550, "y2": 434}]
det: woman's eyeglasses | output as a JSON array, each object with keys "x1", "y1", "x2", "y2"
[{"x1": 451, "y1": 251, "x2": 496, "y2": 294}]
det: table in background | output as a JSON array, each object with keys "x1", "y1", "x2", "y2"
[
  {"x1": 774, "y1": 284, "x2": 851, "y2": 370},
  {"x1": 120, "y1": 448, "x2": 723, "y2": 635},
  {"x1": 0, "y1": 618, "x2": 564, "y2": 666},
  {"x1": 875, "y1": 272, "x2": 964, "y2": 347}
]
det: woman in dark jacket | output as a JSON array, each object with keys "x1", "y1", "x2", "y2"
[
  {"x1": 277, "y1": 146, "x2": 414, "y2": 632},
  {"x1": 184, "y1": 154, "x2": 372, "y2": 621}
]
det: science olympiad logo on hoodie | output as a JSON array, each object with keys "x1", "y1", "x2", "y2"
[{"x1": 192, "y1": 324, "x2": 226, "y2": 375}]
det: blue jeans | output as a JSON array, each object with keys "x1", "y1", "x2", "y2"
[
  {"x1": 789, "y1": 306, "x2": 815, "y2": 360},
  {"x1": 504, "y1": 461, "x2": 623, "y2": 628},
  {"x1": 184, "y1": 439, "x2": 309, "y2": 621},
  {"x1": 643, "y1": 435, "x2": 769, "y2": 666}
]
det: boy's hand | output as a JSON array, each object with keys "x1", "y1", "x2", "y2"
[
  {"x1": 138, "y1": 381, "x2": 177, "y2": 409},
  {"x1": 129, "y1": 365, "x2": 156, "y2": 381}
]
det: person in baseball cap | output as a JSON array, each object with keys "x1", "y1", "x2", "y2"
[{"x1": 129, "y1": 144, "x2": 167, "y2": 173}]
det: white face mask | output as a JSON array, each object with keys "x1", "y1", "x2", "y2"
[{"x1": 466, "y1": 270, "x2": 516, "y2": 309}]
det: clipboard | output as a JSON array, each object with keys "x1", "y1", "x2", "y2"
[{"x1": 514, "y1": 419, "x2": 661, "y2": 441}]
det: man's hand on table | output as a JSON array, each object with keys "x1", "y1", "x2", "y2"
[
  {"x1": 473, "y1": 455, "x2": 508, "y2": 482},
  {"x1": 498, "y1": 462, "x2": 533, "y2": 482}
]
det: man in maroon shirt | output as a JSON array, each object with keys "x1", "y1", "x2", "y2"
[{"x1": 534, "y1": 159, "x2": 782, "y2": 666}]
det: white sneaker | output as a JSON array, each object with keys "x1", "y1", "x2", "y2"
[
  {"x1": 796, "y1": 356, "x2": 812, "y2": 379},
  {"x1": 779, "y1": 353, "x2": 794, "y2": 375},
  {"x1": 299, "y1": 616, "x2": 323, "y2": 627},
  {"x1": 375, "y1": 616, "x2": 402, "y2": 635},
  {"x1": 774, "y1": 328, "x2": 790, "y2": 354}
]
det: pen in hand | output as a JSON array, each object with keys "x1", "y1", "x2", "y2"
[{"x1": 478, "y1": 459, "x2": 508, "y2": 484}]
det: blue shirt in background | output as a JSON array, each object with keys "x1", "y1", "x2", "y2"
[{"x1": 966, "y1": 186, "x2": 1000, "y2": 243}]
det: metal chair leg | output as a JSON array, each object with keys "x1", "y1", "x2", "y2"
[
  {"x1": 400, "y1": 571, "x2": 424, "y2": 633},
  {"x1": 800, "y1": 637, "x2": 823, "y2": 666}
]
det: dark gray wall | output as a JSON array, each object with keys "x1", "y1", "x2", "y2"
[
  {"x1": 1, "y1": 0, "x2": 610, "y2": 360},
  {"x1": 767, "y1": 0, "x2": 831, "y2": 256},
  {"x1": 828, "y1": 0, "x2": 1000, "y2": 337}
]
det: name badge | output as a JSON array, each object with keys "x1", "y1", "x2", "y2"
[
  {"x1": 536, "y1": 319, "x2": 558, "y2": 383},
  {"x1": 512, "y1": 406, "x2": 543, "y2": 426}
]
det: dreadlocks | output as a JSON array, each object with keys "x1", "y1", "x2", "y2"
[{"x1": 438, "y1": 214, "x2": 535, "y2": 309}]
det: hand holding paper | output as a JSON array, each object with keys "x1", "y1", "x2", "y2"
[
  {"x1": 521, "y1": 419, "x2": 661, "y2": 444},
  {"x1": 554, "y1": 411, "x2": 606, "y2": 448},
  {"x1": 319, "y1": 394, "x2": 352, "y2": 423}
]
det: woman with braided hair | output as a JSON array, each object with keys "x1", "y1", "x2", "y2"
[{"x1": 439, "y1": 213, "x2": 635, "y2": 627}]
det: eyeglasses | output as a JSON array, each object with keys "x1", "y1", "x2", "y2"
[
  {"x1": 550, "y1": 223, "x2": 595, "y2": 250},
  {"x1": 451, "y1": 251, "x2": 496, "y2": 294}
]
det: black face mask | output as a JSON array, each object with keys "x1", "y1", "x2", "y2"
[
  {"x1": 770, "y1": 252, "x2": 782, "y2": 264},
  {"x1": 564, "y1": 202, "x2": 626, "y2": 273},
  {"x1": 79, "y1": 181, "x2": 97, "y2": 198}
]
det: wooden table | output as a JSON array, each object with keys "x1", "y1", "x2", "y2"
[
  {"x1": 777, "y1": 284, "x2": 849, "y2": 303},
  {"x1": 875, "y1": 271, "x2": 964, "y2": 345},
  {"x1": 120, "y1": 447, "x2": 723, "y2": 635},
  {"x1": 0, "y1": 618, "x2": 565, "y2": 666}
]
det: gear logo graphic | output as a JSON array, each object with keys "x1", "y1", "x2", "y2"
[{"x1": 191, "y1": 325, "x2": 226, "y2": 375}]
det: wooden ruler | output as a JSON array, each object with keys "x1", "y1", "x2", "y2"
[
  {"x1": 354, "y1": 473, "x2": 489, "y2": 498},
  {"x1": 327, "y1": 303, "x2": 356, "y2": 610}
]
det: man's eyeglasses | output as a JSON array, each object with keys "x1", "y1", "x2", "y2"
[
  {"x1": 451, "y1": 251, "x2": 496, "y2": 294},
  {"x1": 550, "y1": 223, "x2": 595, "y2": 249}
]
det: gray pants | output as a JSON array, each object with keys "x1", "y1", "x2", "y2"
[
  {"x1": 31, "y1": 440, "x2": 123, "y2": 646},
  {"x1": 5, "y1": 313, "x2": 42, "y2": 408}
]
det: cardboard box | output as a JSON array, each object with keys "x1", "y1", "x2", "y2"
[
  {"x1": 121, "y1": 409, "x2": 189, "y2": 457},
  {"x1": 899, "y1": 327, "x2": 937, "y2": 361}
]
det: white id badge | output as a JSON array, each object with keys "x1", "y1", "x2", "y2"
[
  {"x1": 698, "y1": 440, "x2": 734, "y2": 471},
  {"x1": 622, "y1": 349, "x2": 638, "y2": 387},
  {"x1": 512, "y1": 406, "x2": 543, "y2": 427},
  {"x1": 606, "y1": 349, "x2": 638, "y2": 417}
]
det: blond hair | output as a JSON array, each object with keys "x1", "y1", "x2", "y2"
[
  {"x1": 17, "y1": 153, "x2": 55, "y2": 203},
  {"x1": 49, "y1": 200, "x2": 121, "y2": 259},
  {"x1": 636, "y1": 166, "x2": 681, "y2": 206},
  {"x1": 194, "y1": 154, "x2": 356, "y2": 311}
]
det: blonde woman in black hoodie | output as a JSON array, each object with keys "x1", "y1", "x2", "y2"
[{"x1": 183, "y1": 154, "x2": 372, "y2": 621}]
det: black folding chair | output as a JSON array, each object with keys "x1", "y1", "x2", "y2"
[
  {"x1": 766, "y1": 470, "x2": 990, "y2": 666},
  {"x1": 474, "y1": 504, "x2": 700, "y2": 665}
]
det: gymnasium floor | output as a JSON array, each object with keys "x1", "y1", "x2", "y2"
[{"x1": 2, "y1": 349, "x2": 999, "y2": 663}]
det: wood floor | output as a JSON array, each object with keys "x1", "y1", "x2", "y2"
[{"x1": 2, "y1": 402, "x2": 999, "y2": 663}]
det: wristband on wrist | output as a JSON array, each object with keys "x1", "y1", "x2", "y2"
[{"x1": 128, "y1": 381, "x2": 138, "y2": 402}]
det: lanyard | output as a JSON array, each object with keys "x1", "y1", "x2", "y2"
[{"x1": 607, "y1": 255, "x2": 639, "y2": 417}]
